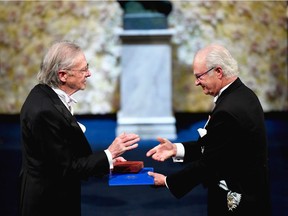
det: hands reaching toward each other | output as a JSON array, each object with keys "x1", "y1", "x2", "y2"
[
  {"x1": 146, "y1": 137, "x2": 175, "y2": 187},
  {"x1": 146, "y1": 137, "x2": 176, "y2": 162},
  {"x1": 108, "y1": 133, "x2": 140, "y2": 159}
]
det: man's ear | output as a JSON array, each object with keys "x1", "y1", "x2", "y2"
[
  {"x1": 215, "y1": 67, "x2": 223, "y2": 78},
  {"x1": 58, "y1": 70, "x2": 68, "y2": 83}
]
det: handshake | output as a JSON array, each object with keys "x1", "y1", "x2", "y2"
[{"x1": 108, "y1": 133, "x2": 176, "y2": 187}]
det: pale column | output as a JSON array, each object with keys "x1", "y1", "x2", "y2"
[{"x1": 116, "y1": 29, "x2": 177, "y2": 140}]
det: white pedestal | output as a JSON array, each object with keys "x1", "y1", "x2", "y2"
[{"x1": 117, "y1": 29, "x2": 177, "y2": 140}]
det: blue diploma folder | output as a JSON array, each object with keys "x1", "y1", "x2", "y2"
[{"x1": 109, "y1": 167, "x2": 154, "y2": 186}]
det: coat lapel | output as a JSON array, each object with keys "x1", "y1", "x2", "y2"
[
  {"x1": 38, "y1": 84, "x2": 81, "y2": 130},
  {"x1": 215, "y1": 78, "x2": 242, "y2": 107}
]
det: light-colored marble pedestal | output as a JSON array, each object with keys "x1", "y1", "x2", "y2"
[{"x1": 116, "y1": 29, "x2": 177, "y2": 140}]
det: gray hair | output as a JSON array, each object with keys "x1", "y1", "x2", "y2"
[
  {"x1": 206, "y1": 44, "x2": 239, "y2": 77},
  {"x1": 37, "y1": 40, "x2": 82, "y2": 87}
]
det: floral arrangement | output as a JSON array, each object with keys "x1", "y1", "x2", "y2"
[{"x1": 0, "y1": 1, "x2": 287, "y2": 114}]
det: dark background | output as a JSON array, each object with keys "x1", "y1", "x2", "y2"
[{"x1": 1, "y1": 112, "x2": 287, "y2": 216}]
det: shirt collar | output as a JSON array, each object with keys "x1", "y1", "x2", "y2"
[
  {"x1": 52, "y1": 87, "x2": 77, "y2": 108},
  {"x1": 214, "y1": 81, "x2": 233, "y2": 103}
]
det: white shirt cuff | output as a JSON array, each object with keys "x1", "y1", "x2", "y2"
[
  {"x1": 172, "y1": 143, "x2": 184, "y2": 162},
  {"x1": 164, "y1": 176, "x2": 169, "y2": 189},
  {"x1": 104, "y1": 149, "x2": 113, "y2": 170}
]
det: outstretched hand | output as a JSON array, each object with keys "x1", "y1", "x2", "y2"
[
  {"x1": 146, "y1": 137, "x2": 176, "y2": 162},
  {"x1": 108, "y1": 133, "x2": 140, "y2": 159}
]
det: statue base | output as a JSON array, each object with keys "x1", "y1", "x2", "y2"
[{"x1": 123, "y1": 13, "x2": 168, "y2": 30}]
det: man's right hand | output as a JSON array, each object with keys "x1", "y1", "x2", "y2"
[
  {"x1": 108, "y1": 133, "x2": 140, "y2": 159},
  {"x1": 146, "y1": 137, "x2": 176, "y2": 162}
]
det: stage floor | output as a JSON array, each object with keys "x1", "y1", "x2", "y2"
[{"x1": 0, "y1": 112, "x2": 287, "y2": 216}]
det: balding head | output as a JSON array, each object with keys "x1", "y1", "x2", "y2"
[
  {"x1": 193, "y1": 44, "x2": 239, "y2": 78},
  {"x1": 192, "y1": 44, "x2": 239, "y2": 97}
]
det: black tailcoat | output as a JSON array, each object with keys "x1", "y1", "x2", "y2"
[
  {"x1": 167, "y1": 78, "x2": 271, "y2": 216},
  {"x1": 19, "y1": 84, "x2": 110, "y2": 216}
]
